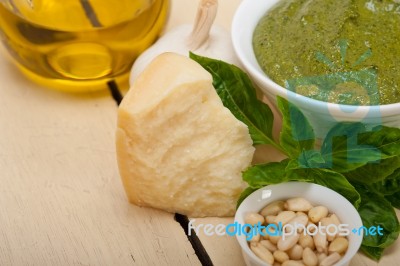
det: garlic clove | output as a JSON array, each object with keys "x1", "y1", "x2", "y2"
[
  {"x1": 130, "y1": 25, "x2": 239, "y2": 84},
  {"x1": 129, "y1": 0, "x2": 240, "y2": 85},
  {"x1": 130, "y1": 25, "x2": 192, "y2": 83}
]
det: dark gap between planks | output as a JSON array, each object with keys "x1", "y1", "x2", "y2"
[
  {"x1": 107, "y1": 80, "x2": 214, "y2": 266},
  {"x1": 174, "y1": 214, "x2": 214, "y2": 266},
  {"x1": 107, "y1": 80, "x2": 123, "y2": 105}
]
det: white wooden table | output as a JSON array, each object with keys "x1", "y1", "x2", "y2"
[{"x1": 0, "y1": 0, "x2": 398, "y2": 265}]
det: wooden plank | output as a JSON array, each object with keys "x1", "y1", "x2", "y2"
[{"x1": 0, "y1": 47, "x2": 200, "y2": 265}]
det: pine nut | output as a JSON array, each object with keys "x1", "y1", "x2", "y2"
[
  {"x1": 278, "y1": 234, "x2": 300, "y2": 251},
  {"x1": 270, "y1": 234, "x2": 281, "y2": 245},
  {"x1": 322, "y1": 214, "x2": 340, "y2": 241},
  {"x1": 284, "y1": 198, "x2": 313, "y2": 212},
  {"x1": 330, "y1": 214, "x2": 341, "y2": 224},
  {"x1": 261, "y1": 201, "x2": 286, "y2": 216},
  {"x1": 288, "y1": 244, "x2": 303, "y2": 260},
  {"x1": 308, "y1": 206, "x2": 328, "y2": 223},
  {"x1": 320, "y1": 252, "x2": 341, "y2": 266},
  {"x1": 266, "y1": 215, "x2": 278, "y2": 224},
  {"x1": 269, "y1": 227, "x2": 281, "y2": 245},
  {"x1": 328, "y1": 237, "x2": 349, "y2": 254},
  {"x1": 260, "y1": 240, "x2": 278, "y2": 252},
  {"x1": 274, "y1": 250, "x2": 290, "y2": 263},
  {"x1": 261, "y1": 228, "x2": 269, "y2": 240},
  {"x1": 250, "y1": 232, "x2": 261, "y2": 242},
  {"x1": 245, "y1": 212, "x2": 265, "y2": 226},
  {"x1": 302, "y1": 247, "x2": 318, "y2": 266},
  {"x1": 250, "y1": 242, "x2": 275, "y2": 265},
  {"x1": 282, "y1": 260, "x2": 305, "y2": 266},
  {"x1": 299, "y1": 234, "x2": 315, "y2": 250},
  {"x1": 285, "y1": 215, "x2": 309, "y2": 233},
  {"x1": 307, "y1": 221, "x2": 317, "y2": 234},
  {"x1": 313, "y1": 231, "x2": 327, "y2": 253},
  {"x1": 317, "y1": 253, "x2": 327, "y2": 264},
  {"x1": 276, "y1": 211, "x2": 296, "y2": 226}
]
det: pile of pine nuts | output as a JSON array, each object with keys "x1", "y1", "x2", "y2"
[{"x1": 245, "y1": 198, "x2": 349, "y2": 266}]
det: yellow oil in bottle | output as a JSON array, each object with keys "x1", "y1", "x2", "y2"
[{"x1": 0, "y1": 0, "x2": 168, "y2": 92}]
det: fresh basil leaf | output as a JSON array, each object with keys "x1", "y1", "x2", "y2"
[
  {"x1": 369, "y1": 168, "x2": 400, "y2": 196},
  {"x1": 285, "y1": 159, "x2": 301, "y2": 171},
  {"x1": 244, "y1": 162, "x2": 360, "y2": 207},
  {"x1": 237, "y1": 187, "x2": 258, "y2": 209},
  {"x1": 285, "y1": 151, "x2": 326, "y2": 169},
  {"x1": 360, "y1": 245, "x2": 384, "y2": 260},
  {"x1": 345, "y1": 157, "x2": 400, "y2": 184},
  {"x1": 355, "y1": 185, "x2": 400, "y2": 249},
  {"x1": 277, "y1": 97, "x2": 315, "y2": 158},
  {"x1": 358, "y1": 126, "x2": 400, "y2": 158},
  {"x1": 297, "y1": 150, "x2": 326, "y2": 168},
  {"x1": 242, "y1": 159, "x2": 294, "y2": 188},
  {"x1": 291, "y1": 168, "x2": 361, "y2": 208},
  {"x1": 386, "y1": 192, "x2": 400, "y2": 209},
  {"x1": 321, "y1": 123, "x2": 382, "y2": 172},
  {"x1": 190, "y1": 53, "x2": 275, "y2": 146}
]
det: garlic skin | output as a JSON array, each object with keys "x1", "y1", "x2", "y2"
[{"x1": 129, "y1": 24, "x2": 240, "y2": 84}]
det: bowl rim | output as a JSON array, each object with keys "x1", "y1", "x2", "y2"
[
  {"x1": 234, "y1": 182, "x2": 363, "y2": 266},
  {"x1": 231, "y1": 0, "x2": 400, "y2": 117}
]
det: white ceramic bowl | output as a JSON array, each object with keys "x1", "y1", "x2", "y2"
[
  {"x1": 232, "y1": 0, "x2": 400, "y2": 138},
  {"x1": 234, "y1": 182, "x2": 363, "y2": 266}
]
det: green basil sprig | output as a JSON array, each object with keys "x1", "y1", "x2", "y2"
[{"x1": 190, "y1": 53, "x2": 400, "y2": 260}]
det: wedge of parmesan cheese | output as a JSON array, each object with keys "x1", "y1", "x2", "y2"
[{"x1": 116, "y1": 53, "x2": 254, "y2": 217}]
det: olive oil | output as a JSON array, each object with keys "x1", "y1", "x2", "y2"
[{"x1": 0, "y1": 0, "x2": 168, "y2": 92}]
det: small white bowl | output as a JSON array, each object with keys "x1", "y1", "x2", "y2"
[
  {"x1": 231, "y1": 0, "x2": 400, "y2": 138},
  {"x1": 234, "y1": 182, "x2": 363, "y2": 266}
]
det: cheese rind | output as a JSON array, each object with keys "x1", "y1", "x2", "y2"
[{"x1": 116, "y1": 53, "x2": 255, "y2": 217}]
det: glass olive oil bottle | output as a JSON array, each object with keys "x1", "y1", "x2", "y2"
[{"x1": 0, "y1": 0, "x2": 168, "y2": 92}]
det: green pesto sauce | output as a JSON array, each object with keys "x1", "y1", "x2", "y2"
[{"x1": 253, "y1": 0, "x2": 400, "y2": 105}]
